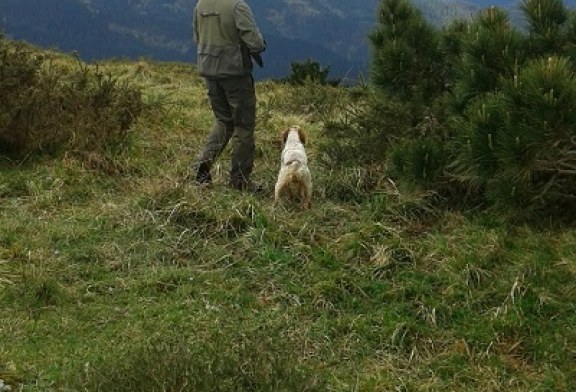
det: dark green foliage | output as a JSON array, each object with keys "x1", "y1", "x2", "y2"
[
  {"x1": 282, "y1": 58, "x2": 339, "y2": 86},
  {"x1": 452, "y1": 56, "x2": 576, "y2": 218},
  {"x1": 451, "y1": 93, "x2": 509, "y2": 184},
  {"x1": 448, "y1": 7, "x2": 525, "y2": 113},
  {"x1": 0, "y1": 37, "x2": 143, "y2": 160},
  {"x1": 439, "y1": 19, "x2": 468, "y2": 82},
  {"x1": 563, "y1": 10, "x2": 576, "y2": 58},
  {"x1": 369, "y1": 0, "x2": 445, "y2": 102},
  {"x1": 390, "y1": 136, "x2": 446, "y2": 183},
  {"x1": 320, "y1": 90, "x2": 414, "y2": 168},
  {"x1": 336, "y1": 0, "x2": 576, "y2": 220},
  {"x1": 504, "y1": 56, "x2": 576, "y2": 131},
  {"x1": 498, "y1": 57, "x2": 576, "y2": 215},
  {"x1": 522, "y1": 0, "x2": 569, "y2": 56}
]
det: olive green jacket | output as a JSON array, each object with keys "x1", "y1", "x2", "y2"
[{"x1": 193, "y1": 0, "x2": 265, "y2": 78}]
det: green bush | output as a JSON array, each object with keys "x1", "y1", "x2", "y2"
[
  {"x1": 522, "y1": 0, "x2": 569, "y2": 57},
  {"x1": 390, "y1": 136, "x2": 446, "y2": 183},
  {"x1": 319, "y1": 89, "x2": 415, "y2": 169},
  {"x1": 447, "y1": 7, "x2": 525, "y2": 113},
  {"x1": 330, "y1": 0, "x2": 576, "y2": 220},
  {"x1": 0, "y1": 37, "x2": 143, "y2": 160},
  {"x1": 453, "y1": 56, "x2": 576, "y2": 219},
  {"x1": 450, "y1": 93, "x2": 509, "y2": 185},
  {"x1": 282, "y1": 59, "x2": 340, "y2": 86},
  {"x1": 369, "y1": 0, "x2": 445, "y2": 102}
]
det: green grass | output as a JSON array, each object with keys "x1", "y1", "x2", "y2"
[{"x1": 1, "y1": 58, "x2": 575, "y2": 391}]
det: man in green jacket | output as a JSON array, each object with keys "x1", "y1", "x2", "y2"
[{"x1": 192, "y1": 0, "x2": 266, "y2": 192}]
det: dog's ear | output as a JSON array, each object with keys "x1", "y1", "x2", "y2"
[
  {"x1": 298, "y1": 127, "x2": 306, "y2": 145},
  {"x1": 280, "y1": 129, "x2": 289, "y2": 145}
]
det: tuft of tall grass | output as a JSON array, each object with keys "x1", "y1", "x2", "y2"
[{"x1": 75, "y1": 329, "x2": 327, "y2": 392}]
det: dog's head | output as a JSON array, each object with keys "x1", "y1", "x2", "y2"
[{"x1": 281, "y1": 125, "x2": 306, "y2": 146}]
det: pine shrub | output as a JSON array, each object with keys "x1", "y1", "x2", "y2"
[
  {"x1": 369, "y1": 0, "x2": 445, "y2": 102},
  {"x1": 522, "y1": 0, "x2": 569, "y2": 57},
  {"x1": 447, "y1": 6, "x2": 525, "y2": 113},
  {"x1": 451, "y1": 93, "x2": 509, "y2": 185},
  {"x1": 355, "y1": 0, "x2": 576, "y2": 219},
  {"x1": 282, "y1": 59, "x2": 339, "y2": 86},
  {"x1": 496, "y1": 56, "x2": 576, "y2": 215},
  {"x1": 390, "y1": 136, "x2": 446, "y2": 184},
  {"x1": 319, "y1": 90, "x2": 415, "y2": 168}
]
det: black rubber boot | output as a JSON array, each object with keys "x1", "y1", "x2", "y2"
[{"x1": 195, "y1": 162, "x2": 212, "y2": 185}]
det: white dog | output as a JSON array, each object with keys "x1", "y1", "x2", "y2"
[{"x1": 274, "y1": 125, "x2": 312, "y2": 208}]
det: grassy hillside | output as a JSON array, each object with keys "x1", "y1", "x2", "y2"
[{"x1": 0, "y1": 54, "x2": 575, "y2": 391}]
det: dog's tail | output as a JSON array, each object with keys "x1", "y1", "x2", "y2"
[{"x1": 286, "y1": 160, "x2": 303, "y2": 181}]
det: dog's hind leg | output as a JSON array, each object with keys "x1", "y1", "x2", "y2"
[
  {"x1": 274, "y1": 178, "x2": 287, "y2": 207},
  {"x1": 304, "y1": 191, "x2": 312, "y2": 209},
  {"x1": 295, "y1": 181, "x2": 310, "y2": 209},
  {"x1": 301, "y1": 171, "x2": 312, "y2": 209}
]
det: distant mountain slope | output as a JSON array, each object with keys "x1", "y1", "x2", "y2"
[
  {"x1": 1, "y1": 0, "x2": 370, "y2": 79},
  {"x1": 0, "y1": 0, "x2": 190, "y2": 62},
  {"x1": 1, "y1": 0, "x2": 575, "y2": 80}
]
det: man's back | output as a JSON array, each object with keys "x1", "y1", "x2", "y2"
[
  {"x1": 193, "y1": 0, "x2": 265, "y2": 78},
  {"x1": 194, "y1": 0, "x2": 238, "y2": 47}
]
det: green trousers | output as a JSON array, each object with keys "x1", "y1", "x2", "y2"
[{"x1": 195, "y1": 74, "x2": 256, "y2": 185}]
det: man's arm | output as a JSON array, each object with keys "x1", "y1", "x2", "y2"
[
  {"x1": 192, "y1": 8, "x2": 199, "y2": 44},
  {"x1": 234, "y1": 1, "x2": 265, "y2": 53}
]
